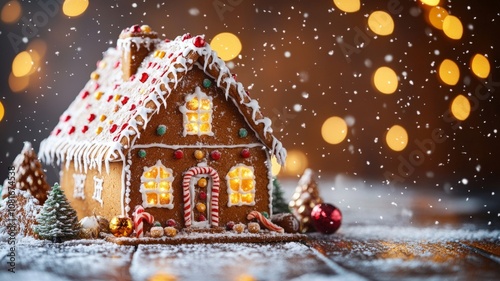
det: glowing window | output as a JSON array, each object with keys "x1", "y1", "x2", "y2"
[
  {"x1": 180, "y1": 87, "x2": 213, "y2": 136},
  {"x1": 226, "y1": 164, "x2": 256, "y2": 207},
  {"x1": 140, "y1": 160, "x2": 174, "y2": 208}
]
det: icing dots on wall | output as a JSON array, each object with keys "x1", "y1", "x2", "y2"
[
  {"x1": 156, "y1": 125, "x2": 167, "y2": 136},
  {"x1": 238, "y1": 128, "x2": 248, "y2": 138},
  {"x1": 138, "y1": 149, "x2": 147, "y2": 158}
]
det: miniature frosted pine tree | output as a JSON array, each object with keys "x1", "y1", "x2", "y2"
[
  {"x1": 34, "y1": 183, "x2": 81, "y2": 242},
  {"x1": 272, "y1": 177, "x2": 290, "y2": 214}
]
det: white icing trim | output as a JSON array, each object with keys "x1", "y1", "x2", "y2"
[
  {"x1": 73, "y1": 173, "x2": 87, "y2": 200},
  {"x1": 39, "y1": 33, "x2": 287, "y2": 174},
  {"x1": 131, "y1": 143, "x2": 265, "y2": 150},
  {"x1": 92, "y1": 176, "x2": 104, "y2": 207},
  {"x1": 265, "y1": 149, "x2": 274, "y2": 216}
]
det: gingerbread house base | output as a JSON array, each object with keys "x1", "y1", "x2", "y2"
[{"x1": 102, "y1": 232, "x2": 308, "y2": 245}]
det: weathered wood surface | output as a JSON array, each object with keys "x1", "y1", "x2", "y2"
[{"x1": 1, "y1": 182, "x2": 498, "y2": 280}]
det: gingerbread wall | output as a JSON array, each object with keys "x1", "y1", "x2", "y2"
[
  {"x1": 126, "y1": 66, "x2": 273, "y2": 228},
  {"x1": 61, "y1": 161, "x2": 124, "y2": 220}
]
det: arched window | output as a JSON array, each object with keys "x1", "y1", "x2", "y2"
[
  {"x1": 179, "y1": 86, "x2": 213, "y2": 136},
  {"x1": 226, "y1": 164, "x2": 256, "y2": 206},
  {"x1": 140, "y1": 160, "x2": 174, "y2": 208}
]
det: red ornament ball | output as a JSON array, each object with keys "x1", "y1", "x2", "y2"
[{"x1": 310, "y1": 203, "x2": 342, "y2": 234}]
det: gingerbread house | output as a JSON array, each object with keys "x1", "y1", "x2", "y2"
[{"x1": 39, "y1": 25, "x2": 287, "y2": 231}]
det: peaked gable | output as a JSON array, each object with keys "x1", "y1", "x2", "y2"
[{"x1": 40, "y1": 31, "x2": 286, "y2": 173}]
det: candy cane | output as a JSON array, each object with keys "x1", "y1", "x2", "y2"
[
  {"x1": 247, "y1": 211, "x2": 284, "y2": 233},
  {"x1": 133, "y1": 205, "x2": 154, "y2": 238}
]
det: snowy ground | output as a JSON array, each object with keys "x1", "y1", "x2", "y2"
[{"x1": 0, "y1": 177, "x2": 498, "y2": 281}]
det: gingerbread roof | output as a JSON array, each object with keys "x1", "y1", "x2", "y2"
[{"x1": 39, "y1": 29, "x2": 287, "y2": 173}]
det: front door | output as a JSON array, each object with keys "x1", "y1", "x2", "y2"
[
  {"x1": 190, "y1": 174, "x2": 212, "y2": 228},
  {"x1": 182, "y1": 166, "x2": 220, "y2": 228}
]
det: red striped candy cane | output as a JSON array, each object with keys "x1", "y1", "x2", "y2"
[
  {"x1": 247, "y1": 211, "x2": 284, "y2": 233},
  {"x1": 182, "y1": 166, "x2": 220, "y2": 228},
  {"x1": 133, "y1": 205, "x2": 154, "y2": 238}
]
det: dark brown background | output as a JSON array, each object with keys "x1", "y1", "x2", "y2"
[{"x1": 1, "y1": 0, "x2": 499, "y2": 197}]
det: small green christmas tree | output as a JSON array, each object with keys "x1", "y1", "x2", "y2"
[
  {"x1": 272, "y1": 177, "x2": 290, "y2": 214},
  {"x1": 34, "y1": 183, "x2": 81, "y2": 242}
]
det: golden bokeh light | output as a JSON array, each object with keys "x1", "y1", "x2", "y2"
[
  {"x1": 442, "y1": 15, "x2": 463, "y2": 40},
  {"x1": 12, "y1": 51, "x2": 34, "y2": 77},
  {"x1": 386, "y1": 125, "x2": 408, "y2": 152},
  {"x1": 284, "y1": 150, "x2": 308, "y2": 176},
  {"x1": 62, "y1": 0, "x2": 89, "y2": 17},
  {"x1": 210, "y1": 32, "x2": 242, "y2": 61},
  {"x1": 28, "y1": 39, "x2": 48, "y2": 58},
  {"x1": 368, "y1": 11, "x2": 394, "y2": 36},
  {"x1": 271, "y1": 156, "x2": 281, "y2": 176},
  {"x1": 0, "y1": 101, "x2": 4, "y2": 123},
  {"x1": 470, "y1": 54, "x2": 490, "y2": 79},
  {"x1": 420, "y1": 0, "x2": 440, "y2": 6},
  {"x1": 438, "y1": 59, "x2": 460, "y2": 86},
  {"x1": 1, "y1": 0, "x2": 21, "y2": 23},
  {"x1": 333, "y1": 0, "x2": 360, "y2": 13},
  {"x1": 321, "y1": 116, "x2": 348, "y2": 145},
  {"x1": 427, "y1": 6, "x2": 449, "y2": 30},
  {"x1": 450, "y1": 94, "x2": 471, "y2": 121},
  {"x1": 9, "y1": 72, "x2": 30, "y2": 92},
  {"x1": 373, "y1": 66, "x2": 398, "y2": 94}
]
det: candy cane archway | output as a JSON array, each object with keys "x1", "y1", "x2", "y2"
[{"x1": 182, "y1": 166, "x2": 220, "y2": 228}]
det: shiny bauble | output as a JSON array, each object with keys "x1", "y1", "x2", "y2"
[
  {"x1": 109, "y1": 215, "x2": 134, "y2": 237},
  {"x1": 310, "y1": 203, "x2": 342, "y2": 234}
]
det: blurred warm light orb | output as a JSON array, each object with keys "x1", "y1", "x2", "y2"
[
  {"x1": 386, "y1": 125, "x2": 408, "y2": 151},
  {"x1": 211, "y1": 32, "x2": 242, "y2": 61},
  {"x1": 9, "y1": 72, "x2": 30, "y2": 92},
  {"x1": 442, "y1": 15, "x2": 463, "y2": 40},
  {"x1": 271, "y1": 156, "x2": 281, "y2": 176},
  {"x1": 28, "y1": 39, "x2": 48, "y2": 58},
  {"x1": 62, "y1": 0, "x2": 89, "y2": 17},
  {"x1": 0, "y1": 101, "x2": 5, "y2": 123},
  {"x1": 428, "y1": 6, "x2": 449, "y2": 30},
  {"x1": 333, "y1": 0, "x2": 360, "y2": 13},
  {"x1": 1, "y1": 0, "x2": 21, "y2": 24},
  {"x1": 284, "y1": 150, "x2": 308, "y2": 176},
  {"x1": 321, "y1": 116, "x2": 348, "y2": 145},
  {"x1": 12, "y1": 51, "x2": 34, "y2": 77},
  {"x1": 438, "y1": 59, "x2": 460, "y2": 86},
  {"x1": 368, "y1": 11, "x2": 394, "y2": 36},
  {"x1": 451, "y1": 94, "x2": 471, "y2": 121},
  {"x1": 373, "y1": 66, "x2": 398, "y2": 94},
  {"x1": 470, "y1": 54, "x2": 490, "y2": 79},
  {"x1": 420, "y1": 0, "x2": 440, "y2": 6}
]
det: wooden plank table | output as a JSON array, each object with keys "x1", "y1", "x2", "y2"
[{"x1": 1, "y1": 182, "x2": 498, "y2": 280}]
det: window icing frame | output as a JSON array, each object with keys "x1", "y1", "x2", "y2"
[
  {"x1": 140, "y1": 160, "x2": 175, "y2": 209},
  {"x1": 226, "y1": 164, "x2": 256, "y2": 207},
  {"x1": 179, "y1": 86, "x2": 214, "y2": 137},
  {"x1": 73, "y1": 174, "x2": 86, "y2": 200},
  {"x1": 92, "y1": 176, "x2": 104, "y2": 206}
]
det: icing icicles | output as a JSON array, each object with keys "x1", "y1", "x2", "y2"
[{"x1": 39, "y1": 32, "x2": 287, "y2": 172}]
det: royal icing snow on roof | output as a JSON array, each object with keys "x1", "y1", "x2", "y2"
[{"x1": 39, "y1": 32, "x2": 287, "y2": 173}]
